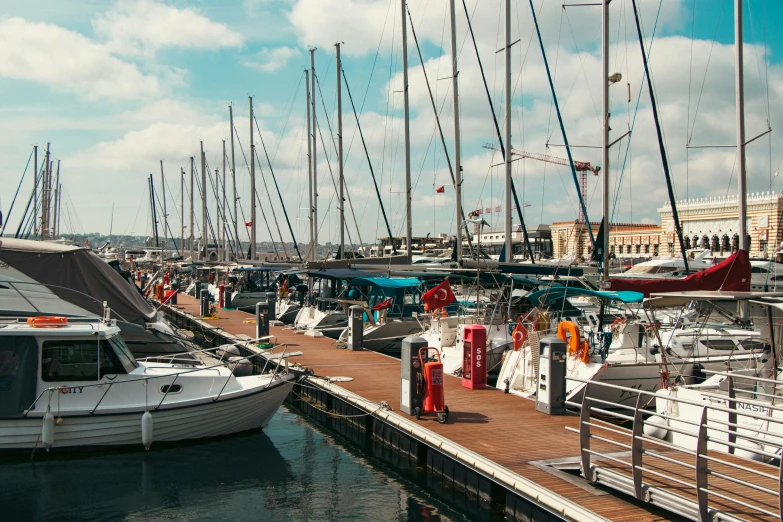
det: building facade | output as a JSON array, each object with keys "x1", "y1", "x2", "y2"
[
  {"x1": 658, "y1": 192, "x2": 782, "y2": 259},
  {"x1": 550, "y1": 191, "x2": 783, "y2": 262},
  {"x1": 550, "y1": 222, "x2": 662, "y2": 261}
]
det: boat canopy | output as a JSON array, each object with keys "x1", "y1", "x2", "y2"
[
  {"x1": 611, "y1": 249, "x2": 751, "y2": 297},
  {"x1": 306, "y1": 269, "x2": 376, "y2": 280},
  {"x1": 349, "y1": 277, "x2": 421, "y2": 289},
  {"x1": 527, "y1": 287, "x2": 644, "y2": 307},
  {"x1": 0, "y1": 238, "x2": 156, "y2": 326},
  {"x1": 233, "y1": 267, "x2": 280, "y2": 272},
  {"x1": 0, "y1": 263, "x2": 96, "y2": 317}
]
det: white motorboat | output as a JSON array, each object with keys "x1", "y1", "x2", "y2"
[{"x1": 0, "y1": 315, "x2": 294, "y2": 451}]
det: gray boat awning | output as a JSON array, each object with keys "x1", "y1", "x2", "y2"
[
  {"x1": 645, "y1": 290, "x2": 783, "y2": 308},
  {"x1": 0, "y1": 263, "x2": 96, "y2": 317}
]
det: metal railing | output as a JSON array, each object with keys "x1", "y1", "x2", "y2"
[{"x1": 566, "y1": 375, "x2": 783, "y2": 521}]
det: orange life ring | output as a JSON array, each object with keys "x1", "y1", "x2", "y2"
[
  {"x1": 557, "y1": 321, "x2": 581, "y2": 355},
  {"x1": 58, "y1": 386, "x2": 69, "y2": 394},
  {"x1": 558, "y1": 321, "x2": 590, "y2": 363},
  {"x1": 27, "y1": 316, "x2": 68, "y2": 328}
]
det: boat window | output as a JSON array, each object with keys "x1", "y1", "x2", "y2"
[
  {"x1": 751, "y1": 266, "x2": 769, "y2": 274},
  {"x1": 700, "y1": 339, "x2": 737, "y2": 351},
  {"x1": 160, "y1": 384, "x2": 182, "y2": 394},
  {"x1": 108, "y1": 335, "x2": 138, "y2": 373},
  {"x1": 0, "y1": 336, "x2": 38, "y2": 417},
  {"x1": 42, "y1": 340, "x2": 100, "y2": 381},
  {"x1": 737, "y1": 339, "x2": 770, "y2": 352}
]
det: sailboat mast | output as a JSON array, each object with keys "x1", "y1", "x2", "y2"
[
  {"x1": 200, "y1": 141, "x2": 207, "y2": 261},
  {"x1": 249, "y1": 97, "x2": 257, "y2": 261},
  {"x1": 736, "y1": 0, "x2": 747, "y2": 250},
  {"x1": 229, "y1": 105, "x2": 240, "y2": 259},
  {"x1": 601, "y1": 0, "x2": 610, "y2": 282},
  {"x1": 189, "y1": 157, "x2": 195, "y2": 260},
  {"x1": 160, "y1": 160, "x2": 168, "y2": 255},
  {"x1": 310, "y1": 50, "x2": 318, "y2": 260},
  {"x1": 33, "y1": 145, "x2": 38, "y2": 240},
  {"x1": 401, "y1": 0, "x2": 412, "y2": 259},
  {"x1": 450, "y1": 0, "x2": 463, "y2": 262},
  {"x1": 53, "y1": 160, "x2": 60, "y2": 238},
  {"x1": 306, "y1": 69, "x2": 314, "y2": 262},
  {"x1": 181, "y1": 168, "x2": 185, "y2": 257},
  {"x1": 336, "y1": 43, "x2": 345, "y2": 257},
  {"x1": 42, "y1": 143, "x2": 51, "y2": 240},
  {"x1": 503, "y1": 0, "x2": 512, "y2": 263},
  {"x1": 222, "y1": 139, "x2": 228, "y2": 262}
]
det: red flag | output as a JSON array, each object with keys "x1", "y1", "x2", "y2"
[
  {"x1": 512, "y1": 319, "x2": 528, "y2": 351},
  {"x1": 245, "y1": 221, "x2": 252, "y2": 227},
  {"x1": 422, "y1": 279, "x2": 455, "y2": 311},
  {"x1": 475, "y1": 209, "x2": 482, "y2": 215},
  {"x1": 495, "y1": 205, "x2": 501, "y2": 213},
  {"x1": 372, "y1": 298, "x2": 393, "y2": 311},
  {"x1": 485, "y1": 207, "x2": 492, "y2": 214},
  {"x1": 436, "y1": 185, "x2": 445, "y2": 193}
]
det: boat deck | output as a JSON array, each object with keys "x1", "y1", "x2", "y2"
[{"x1": 170, "y1": 294, "x2": 683, "y2": 521}]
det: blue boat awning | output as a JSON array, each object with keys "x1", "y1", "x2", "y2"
[
  {"x1": 527, "y1": 287, "x2": 644, "y2": 307},
  {"x1": 349, "y1": 277, "x2": 421, "y2": 289}
]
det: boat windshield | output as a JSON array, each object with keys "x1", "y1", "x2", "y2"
[{"x1": 624, "y1": 265, "x2": 678, "y2": 275}]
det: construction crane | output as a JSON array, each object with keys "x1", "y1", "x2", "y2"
[{"x1": 482, "y1": 143, "x2": 600, "y2": 222}]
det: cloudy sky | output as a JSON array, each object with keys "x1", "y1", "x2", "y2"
[{"x1": 1, "y1": 0, "x2": 781, "y2": 249}]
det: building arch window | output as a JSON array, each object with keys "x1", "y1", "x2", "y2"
[
  {"x1": 693, "y1": 235, "x2": 700, "y2": 249},
  {"x1": 700, "y1": 235, "x2": 709, "y2": 249},
  {"x1": 710, "y1": 235, "x2": 719, "y2": 252},
  {"x1": 731, "y1": 234, "x2": 739, "y2": 252},
  {"x1": 684, "y1": 236, "x2": 692, "y2": 249},
  {"x1": 721, "y1": 234, "x2": 730, "y2": 252}
]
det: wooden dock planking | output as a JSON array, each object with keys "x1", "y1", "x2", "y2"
[{"x1": 168, "y1": 295, "x2": 683, "y2": 521}]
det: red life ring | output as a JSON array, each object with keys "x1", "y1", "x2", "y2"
[{"x1": 58, "y1": 386, "x2": 69, "y2": 394}]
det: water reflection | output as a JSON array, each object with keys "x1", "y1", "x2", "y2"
[{"x1": 0, "y1": 408, "x2": 462, "y2": 521}]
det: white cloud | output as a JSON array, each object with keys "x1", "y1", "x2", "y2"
[
  {"x1": 93, "y1": 0, "x2": 243, "y2": 56},
  {"x1": 0, "y1": 17, "x2": 159, "y2": 100},
  {"x1": 243, "y1": 46, "x2": 301, "y2": 72}
]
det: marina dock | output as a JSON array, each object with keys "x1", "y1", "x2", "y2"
[{"x1": 163, "y1": 294, "x2": 678, "y2": 521}]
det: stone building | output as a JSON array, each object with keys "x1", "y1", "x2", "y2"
[
  {"x1": 550, "y1": 191, "x2": 783, "y2": 262},
  {"x1": 659, "y1": 192, "x2": 782, "y2": 259},
  {"x1": 550, "y1": 221, "x2": 662, "y2": 261}
]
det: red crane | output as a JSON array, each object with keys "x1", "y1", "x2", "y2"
[{"x1": 482, "y1": 143, "x2": 600, "y2": 222}]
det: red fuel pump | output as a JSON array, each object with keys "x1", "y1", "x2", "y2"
[
  {"x1": 218, "y1": 284, "x2": 225, "y2": 309},
  {"x1": 163, "y1": 272, "x2": 171, "y2": 286},
  {"x1": 415, "y1": 347, "x2": 449, "y2": 424},
  {"x1": 462, "y1": 325, "x2": 487, "y2": 389}
]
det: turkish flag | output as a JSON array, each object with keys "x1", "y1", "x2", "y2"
[
  {"x1": 512, "y1": 319, "x2": 528, "y2": 351},
  {"x1": 422, "y1": 279, "x2": 455, "y2": 311},
  {"x1": 245, "y1": 221, "x2": 252, "y2": 227},
  {"x1": 436, "y1": 185, "x2": 445, "y2": 193},
  {"x1": 372, "y1": 298, "x2": 393, "y2": 311}
]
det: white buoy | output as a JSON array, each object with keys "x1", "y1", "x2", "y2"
[
  {"x1": 141, "y1": 411, "x2": 153, "y2": 450},
  {"x1": 643, "y1": 415, "x2": 669, "y2": 440},
  {"x1": 41, "y1": 412, "x2": 54, "y2": 450}
]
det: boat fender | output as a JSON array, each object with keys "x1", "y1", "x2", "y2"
[
  {"x1": 229, "y1": 356, "x2": 253, "y2": 377},
  {"x1": 734, "y1": 440, "x2": 767, "y2": 462},
  {"x1": 642, "y1": 415, "x2": 669, "y2": 440},
  {"x1": 141, "y1": 411, "x2": 153, "y2": 450},
  {"x1": 41, "y1": 412, "x2": 55, "y2": 450}
]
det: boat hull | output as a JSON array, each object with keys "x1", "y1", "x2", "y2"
[{"x1": 0, "y1": 378, "x2": 294, "y2": 451}]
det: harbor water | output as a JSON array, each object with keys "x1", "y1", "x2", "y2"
[{"x1": 0, "y1": 406, "x2": 490, "y2": 521}]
